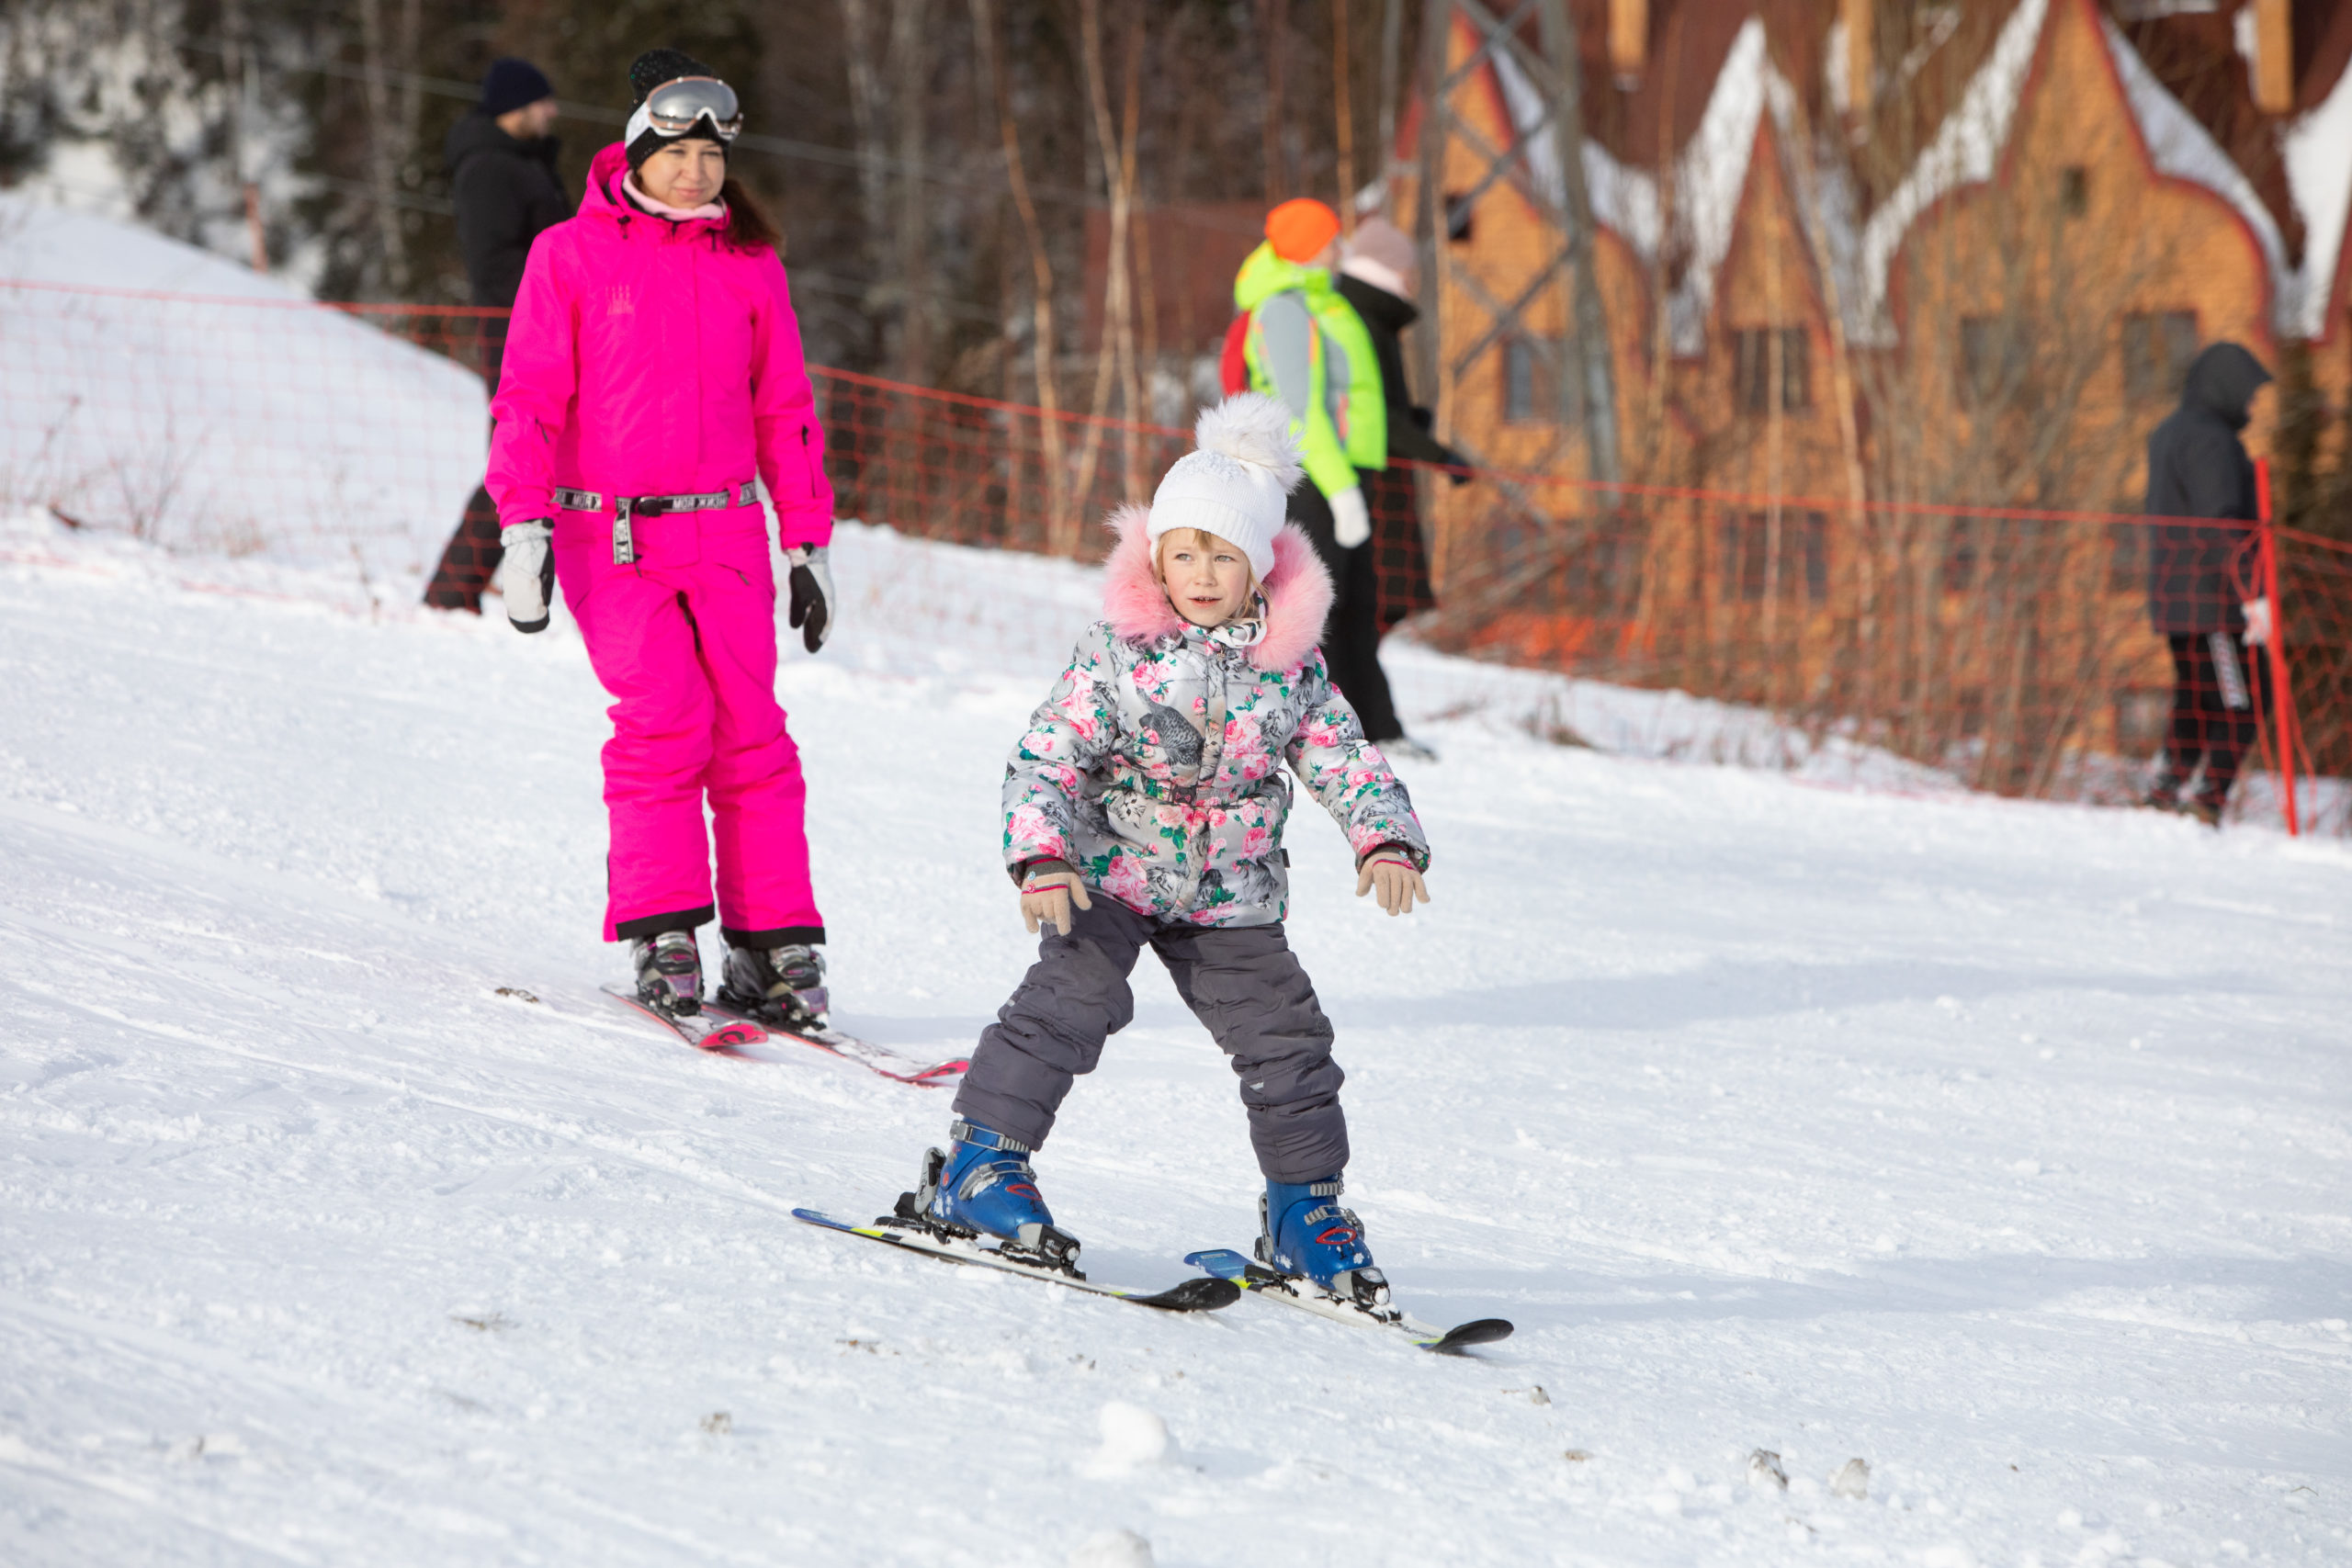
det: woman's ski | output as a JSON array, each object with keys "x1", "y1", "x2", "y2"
[
  {"x1": 599, "y1": 982, "x2": 765, "y2": 1053},
  {"x1": 794, "y1": 1207, "x2": 1239, "y2": 1312},
  {"x1": 598, "y1": 985, "x2": 968, "y2": 1085},
  {"x1": 1182, "y1": 1248, "x2": 1512, "y2": 1354},
  {"x1": 699, "y1": 998, "x2": 968, "y2": 1086}
]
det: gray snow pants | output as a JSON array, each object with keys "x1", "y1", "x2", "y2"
[{"x1": 952, "y1": 897, "x2": 1349, "y2": 1182}]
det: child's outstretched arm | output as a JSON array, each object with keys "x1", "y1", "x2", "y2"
[
  {"x1": 1283, "y1": 650, "x2": 1431, "y2": 916},
  {"x1": 1001, "y1": 626, "x2": 1122, "y2": 933}
]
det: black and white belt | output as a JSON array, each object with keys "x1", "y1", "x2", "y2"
[{"x1": 553, "y1": 483, "x2": 759, "y2": 565}]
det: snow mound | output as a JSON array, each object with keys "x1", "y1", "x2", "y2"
[{"x1": 0, "y1": 194, "x2": 486, "y2": 585}]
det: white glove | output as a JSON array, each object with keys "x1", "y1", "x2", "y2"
[
  {"x1": 1330, "y1": 486, "x2": 1371, "y2": 549},
  {"x1": 2242, "y1": 596, "x2": 2273, "y2": 648},
  {"x1": 785, "y1": 545, "x2": 835, "y2": 652},
  {"x1": 498, "y1": 521, "x2": 554, "y2": 633}
]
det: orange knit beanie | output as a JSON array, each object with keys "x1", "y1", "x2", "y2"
[{"x1": 1264, "y1": 198, "x2": 1341, "y2": 264}]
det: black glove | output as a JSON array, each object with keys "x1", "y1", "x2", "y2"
[
  {"x1": 1441, "y1": 446, "x2": 1473, "y2": 487},
  {"x1": 786, "y1": 545, "x2": 833, "y2": 653}
]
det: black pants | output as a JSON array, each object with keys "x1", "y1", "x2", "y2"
[
  {"x1": 2165, "y1": 631, "x2": 2268, "y2": 802},
  {"x1": 1289, "y1": 479, "x2": 1403, "y2": 742},
  {"x1": 952, "y1": 897, "x2": 1349, "y2": 1182},
  {"x1": 424, "y1": 327, "x2": 509, "y2": 612},
  {"x1": 422, "y1": 487, "x2": 503, "y2": 611}
]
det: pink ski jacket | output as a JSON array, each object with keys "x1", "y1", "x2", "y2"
[{"x1": 488, "y1": 143, "x2": 833, "y2": 548}]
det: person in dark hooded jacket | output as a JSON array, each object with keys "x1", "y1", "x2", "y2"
[
  {"x1": 1334, "y1": 218, "x2": 1466, "y2": 761},
  {"x1": 424, "y1": 58, "x2": 571, "y2": 612},
  {"x1": 2142, "y1": 341, "x2": 2273, "y2": 825}
]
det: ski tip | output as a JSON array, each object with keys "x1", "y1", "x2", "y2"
[
  {"x1": 1420, "y1": 1317, "x2": 1515, "y2": 1354},
  {"x1": 1182, "y1": 1248, "x2": 1255, "y2": 1280}
]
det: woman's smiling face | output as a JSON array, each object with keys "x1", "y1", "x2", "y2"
[{"x1": 637, "y1": 138, "x2": 727, "y2": 207}]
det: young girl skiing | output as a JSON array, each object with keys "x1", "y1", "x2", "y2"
[
  {"x1": 488, "y1": 49, "x2": 839, "y2": 1028},
  {"x1": 911, "y1": 393, "x2": 1431, "y2": 1307}
]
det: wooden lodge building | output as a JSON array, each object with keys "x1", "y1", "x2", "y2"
[{"x1": 1387, "y1": 0, "x2": 2352, "y2": 785}]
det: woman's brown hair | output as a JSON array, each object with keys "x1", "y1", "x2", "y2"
[{"x1": 720, "y1": 177, "x2": 784, "y2": 254}]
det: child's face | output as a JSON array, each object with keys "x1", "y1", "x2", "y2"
[{"x1": 1159, "y1": 530, "x2": 1255, "y2": 626}]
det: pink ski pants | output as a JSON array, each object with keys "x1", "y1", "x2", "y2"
[{"x1": 552, "y1": 502, "x2": 824, "y2": 946}]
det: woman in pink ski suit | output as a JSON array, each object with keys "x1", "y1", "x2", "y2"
[{"x1": 487, "y1": 50, "x2": 836, "y2": 1024}]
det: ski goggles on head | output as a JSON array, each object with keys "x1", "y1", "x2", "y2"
[{"x1": 626, "y1": 76, "x2": 742, "y2": 145}]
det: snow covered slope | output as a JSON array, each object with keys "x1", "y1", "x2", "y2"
[{"x1": 1, "y1": 511, "x2": 2347, "y2": 1567}]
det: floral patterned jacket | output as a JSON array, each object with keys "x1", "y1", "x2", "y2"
[{"x1": 1001, "y1": 507, "x2": 1430, "y2": 928}]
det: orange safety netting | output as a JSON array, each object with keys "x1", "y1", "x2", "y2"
[{"x1": 3, "y1": 280, "x2": 2345, "y2": 834}]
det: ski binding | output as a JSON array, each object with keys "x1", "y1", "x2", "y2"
[{"x1": 1183, "y1": 1247, "x2": 1512, "y2": 1353}]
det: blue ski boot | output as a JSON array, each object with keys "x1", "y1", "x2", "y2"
[
  {"x1": 907, "y1": 1121, "x2": 1082, "y2": 1272},
  {"x1": 1257, "y1": 1176, "x2": 1388, "y2": 1307}
]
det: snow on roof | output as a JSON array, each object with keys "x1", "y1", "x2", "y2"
[
  {"x1": 1857, "y1": 0, "x2": 2330, "y2": 342},
  {"x1": 1856, "y1": 0, "x2": 2049, "y2": 341},
  {"x1": 2099, "y1": 13, "x2": 2296, "y2": 334},
  {"x1": 2280, "y1": 53, "x2": 2352, "y2": 340},
  {"x1": 1488, "y1": 19, "x2": 1775, "y2": 356}
]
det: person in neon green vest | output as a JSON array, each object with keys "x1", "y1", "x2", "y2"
[{"x1": 1235, "y1": 198, "x2": 1419, "y2": 753}]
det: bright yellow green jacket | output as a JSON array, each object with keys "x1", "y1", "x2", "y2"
[{"x1": 1234, "y1": 242, "x2": 1387, "y2": 501}]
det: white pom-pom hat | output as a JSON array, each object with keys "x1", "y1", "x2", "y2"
[{"x1": 1145, "y1": 392, "x2": 1306, "y2": 581}]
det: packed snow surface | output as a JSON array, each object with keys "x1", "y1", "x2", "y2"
[{"x1": 1, "y1": 512, "x2": 2348, "y2": 1567}]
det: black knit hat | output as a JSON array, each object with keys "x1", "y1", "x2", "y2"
[
  {"x1": 480, "y1": 57, "x2": 552, "y2": 118},
  {"x1": 626, "y1": 50, "x2": 729, "y2": 175}
]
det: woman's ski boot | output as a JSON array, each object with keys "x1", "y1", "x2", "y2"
[
  {"x1": 718, "y1": 942, "x2": 829, "y2": 1029},
  {"x1": 629, "y1": 931, "x2": 702, "y2": 1016},
  {"x1": 904, "y1": 1121, "x2": 1082, "y2": 1273},
  {"x1": 1258, "y1": 1176, "x2": 1388, "y2": 1307}
]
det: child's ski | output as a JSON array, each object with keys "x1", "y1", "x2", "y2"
[
  {"x1": 795, "y1": 1208, "x2": 1239, "y2": 1312},
  {"x1": 599, "y1": 982, "x2": 766, "y2": 1053},
  {"x1": 1182, "y1": 1248, "x2": 1512, "y2": 1354},
  {"x1": 700, "y1": 999, "x2": 969, "y2": 1087}
]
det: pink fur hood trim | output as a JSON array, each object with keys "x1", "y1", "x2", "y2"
[{"x1": 1099, "y1": 503, "x2": 1334, "y2": 672}]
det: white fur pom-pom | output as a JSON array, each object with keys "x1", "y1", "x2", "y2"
[{"x1": 1193, "y1": 392, "x2": 1306, "y2": 492}]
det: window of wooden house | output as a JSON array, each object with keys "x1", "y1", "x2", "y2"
[
  {"x1": 1942, "y1": 515, "x2": 1980, "y2": 589},
  {"x1": 2120, "y1": 310, "x2": 2198, "y2": 401},
  {"x1": 1443, "y1": 192, "x2": 1475, "y2": 243},
  {"x1": 1563, "y1": 527, "x2": 1645, "y2": 609},
  {"x1": 1717, "y1": 511, "x2": 1828, "y2": 602},
  {"x1": 1959, "y1": 317, "x2": 2027, "y2": 406},
  {"x1": 1502, "y1": 335, "x2": 1570, "y2": 423},
  {"x1": 1801, "y1": 511, "x2": 1828, "y2": 600},
  {"x1": 1734, "y1": 327, "x2": 1810, "y2": 413},
  {"x1": 2060, "y1": 165, "x2": 2088, "y2": 218}
]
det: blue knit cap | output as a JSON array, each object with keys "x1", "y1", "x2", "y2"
[{"x1": 480, "y1": 58, "x2": 553, "y2": 119}]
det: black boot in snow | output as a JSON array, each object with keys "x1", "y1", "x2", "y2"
[
  {"x1": 2140, "y1": 766, "x2": 2188, "y2": 811},
  {"x1": 718, "y1": 943, "x2": 829, "y2": 1029},
  {"x1": 630, "y1": 931, "x2": 703, "y2": 1016}
]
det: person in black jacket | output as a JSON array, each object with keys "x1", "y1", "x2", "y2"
[
  {"x1": 424, "y1": 58, "x2": 571, "y2": 612},
  {"x1": 1333, "y1": 219, "x2": 1467, "y2": 760},
  {"x1": 2143, "y1": 341, "x2": 2273, "y2": 825}
]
